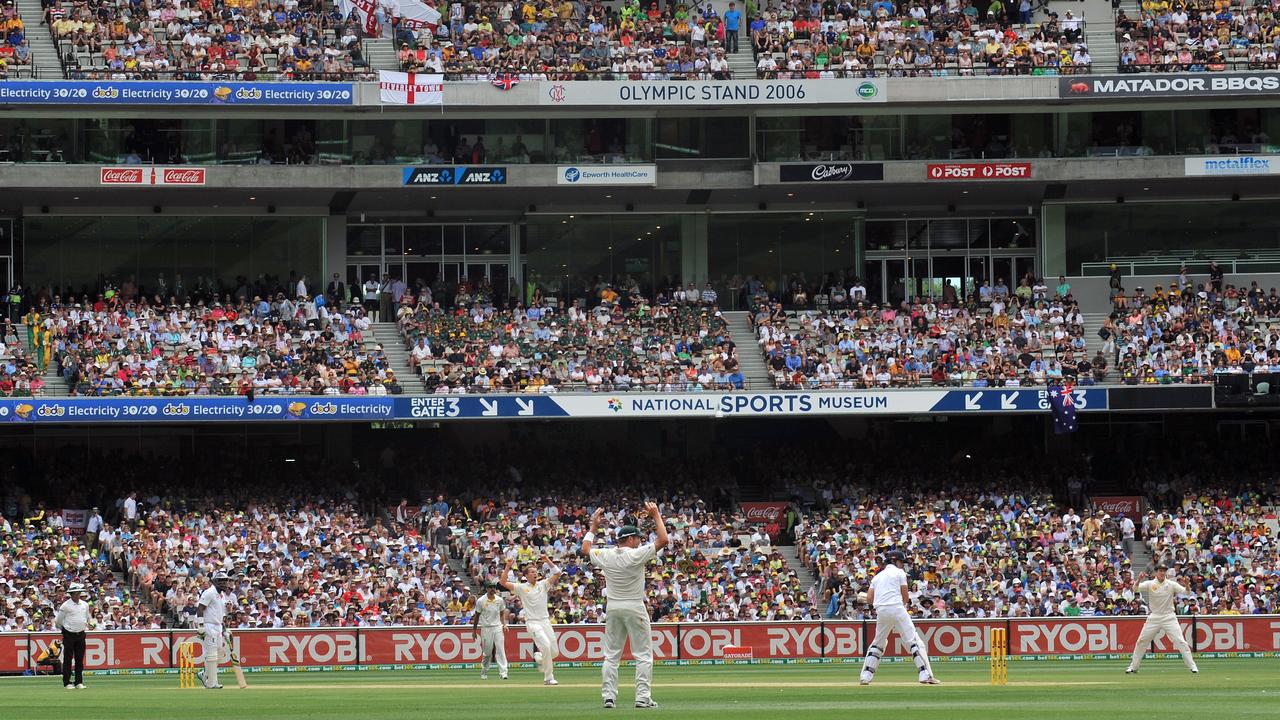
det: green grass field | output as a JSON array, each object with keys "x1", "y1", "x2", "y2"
[{"x1": 2, "y1": 659, "x2": 1274, "y2": 719}]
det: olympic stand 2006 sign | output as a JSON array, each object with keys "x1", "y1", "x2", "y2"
[{"x1": 538, "y1": 79, "x2": 886, "y2": 106}]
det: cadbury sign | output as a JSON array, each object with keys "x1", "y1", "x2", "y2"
[{"x1": 100, "y1": 167, "x2": 207, "y2": 186}]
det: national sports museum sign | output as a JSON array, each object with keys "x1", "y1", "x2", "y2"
[
  {"x1": 1060, "y1": 73, "x2": 1280, "y2": 99},
  {"x1": 538, "y1": 78, "x2": 885, "y2": 106}
]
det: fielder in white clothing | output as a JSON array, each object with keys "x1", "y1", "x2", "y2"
[
  {"x1": 471, "y1": 582, "x2": 509, "y2": 680},
  {"x1": 859, "y1": 551, "x2": 940, "y2": 686},
  {"x1": 582, "y1": 503, "x2": 667, "y2": 710},
  {"x1": 195, "y1": 572, "x2": 234, "y2": 689},
  {"x1": 1127, "y1": 565, "x2": 1198, "y2": 674},
  {"x1": 500, "y1": 554, "x2": 564, "y2": 685}
]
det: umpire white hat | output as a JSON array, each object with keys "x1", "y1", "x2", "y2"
[{"x1": 67, "y1": 583, "x2": 86, "y2": 594}]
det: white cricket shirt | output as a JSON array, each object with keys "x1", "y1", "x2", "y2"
[
  {"x1": 476, "y1": 594, "x2": 505, "y2": 627},
  {"x1": 589, "y1": 544, "x2": 657, "y2": 603},
  {"x1": 511, "y1": 579, "x2": 552, "y2": 622},
  {"x1": 55, "y1": 599, "x2": 91, "y2": 633},
  {"x1": 869, "y1": 565, "x2": 908, "y2": 610},
  {"x1": 1138, "y1": 578, "x2": 1186, "y2": 619},
  {"x1": 199, "y1": 585, "x2": 226, "y2": 627}
]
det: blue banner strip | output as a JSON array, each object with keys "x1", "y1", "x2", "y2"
[
  {"x1": 0, "y1": 81, "x2": 354, "y2": 106},
  {"x1": 0, "y1": 390, "x2": 1113, "y2": 424}
]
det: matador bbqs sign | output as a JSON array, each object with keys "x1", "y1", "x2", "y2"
[{"x1": 1060, "y1": 73, "x2": 1280, "y2": 99}]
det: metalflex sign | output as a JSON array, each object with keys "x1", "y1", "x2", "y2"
[
  {"x1": 0, "y1": 80, "x2": 354, "y2": 105},
  {"x1": 539, "y1": 79, "x2": 885, "y2": 106},
  {"x1": 0, "y1": 389, "x2": 1105, "y2": 424},
  {"x1": 1184, "y1": 156, "x2": 1280, "y2": 176},
  {"x1": 1060, "y1": 73, "x2": 1280, "y2": 99},
  {"x1": 402, "y1": 166, "x2": 507, "y2": 185}
]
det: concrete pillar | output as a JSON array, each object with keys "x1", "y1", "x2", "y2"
[
  {"x1": 325, "y1": 214, "x2": 346, "y2": 281},
  {"x1": 1041, "y1": 204, "x2": 1066, "y2": 278}
]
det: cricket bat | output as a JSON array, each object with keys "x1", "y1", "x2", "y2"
[{"x1": 224, "y1": 629, "x2": 248, "y2": 689}]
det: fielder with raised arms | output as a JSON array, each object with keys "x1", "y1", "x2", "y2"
[
  {"x1": 500, "y1": 554, "x2": 564, "y2": 685},
  {"x1": 471, "y1": 582, "x2": 508, "y2": 680},
  {"x1": 582, "y1": 502, "x2": 667, "y2": 709},
  {"x1": 858, "y1": 550, "x2": 940, "y2": 686},
  {"x1": 1126, "y1": 564, "x2": 1199, "y2": 674}
]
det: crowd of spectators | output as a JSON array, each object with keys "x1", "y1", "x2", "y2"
[
  {"x1": 399, "y1": 0, "x2": 735, "y2": 79},
  {"x1": 0, "y1": 1, "x2": 34, "y2": 76},
  {"x1": 751, "y1": 3, "x2": 1092, "y2": 77},
  {"x1": 2, "y1": 431, "x2": 1277, "y2": 635},
  {"x1": 46, "y1": 0, "x2": 373, "y2": 80},
  {"x1": 787, "y1": 438, "x2": 1278, "y2": 619},
  {"x1": 396, "y1": 280, "x2": 742, "y2": 393},
  {"x1": 1101, "y1": 266, "x2": 1280, "y2": 384},
  {"x1": 751, "y1": 275, "x2": 1092, "y2": 388},
  {"x1": 1115, "y1": 1, "x2": 1273, "y2": 73},
  {"x1": 23, "y1": 278, "x2": 398, "y2": 396},
  {"x1": 0, "y1": 321, "x2": 47, "y2": 396}
]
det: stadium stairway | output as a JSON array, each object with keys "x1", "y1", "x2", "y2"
[
  {"x1": 723, "y1": 311, "x2": 771, "y2": 389},
  {"x1": 364, "y1": 37, "x2": 400, "y2": 73},
  {"x1": 780, "y1": 545, "x2": 818, "y2": 594},
  {"x1": 17, "y1": 323, "x2": 66, "y2": 392},
  {"x1": 1081, "y1": 312, "x2": 1110, "y2": 358},
  {"x1": 1125, "y1": 539, "x2": 1155, "y2": 572},
  {"x1": 15, "y1": 0, "x2": 60, "y2": 78},
  {"x1": 370, "y1": 322, "x2": 414, "y2": 381},
  {"x1": 446, "y1": 555, "x2": 482, "y2": 596}
]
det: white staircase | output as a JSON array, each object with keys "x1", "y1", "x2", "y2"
[
  {"x1": 722, "y1": 311, "x2": 771, "y2": 389},
  {"x1": 15, "y1": 0, "x2": 60, "y2": 78},
  {"x1": 370, "y1": 322, "x2": 413, "y2": 382},
  {"x1": 364, "y1": 37, "x2": 400, "y2": 72}
]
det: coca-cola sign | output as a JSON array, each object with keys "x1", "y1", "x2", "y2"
[
  {"x1": 740, "y1": 502, "x2": 789, "y2": 524},
  {"x1": 100, "y1": 168, "x2": 143, "y2": 184},
  {"x1": 778, "y1": 163, "x2": 883, "y2": 183},
  {"x1": 1090, "y1": 496, "x2": 1144, "y2": 516},
  {"x1": 162, "y1": 168, "x2": 206, "y2": 185},
  {"x1": 100, "y1": 166, "x2": 207, "y2": 186}
]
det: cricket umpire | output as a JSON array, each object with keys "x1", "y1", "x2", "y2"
[{"x1": 54, "y1": 582, "x2": 93, "y2": 689}]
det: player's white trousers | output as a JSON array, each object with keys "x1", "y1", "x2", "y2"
[
  {"x1": 479, "y1": 626, "x2": 507, "y2": 676},
  {"x1": 1129, "y1": 615, "x2": 1197, "y2": 671},
  {"x1": 526, "y1": 620, "x2": 557, "y2": 681},
  {"x1": 202, "y1": 623, "x2": 231, "y2": 687},
  {"x1": 859, "y1": 606, "x2": 933, "y2": 681},
  {"x1": 601, "y1": 600, "x2": 652, "y2": 702}
]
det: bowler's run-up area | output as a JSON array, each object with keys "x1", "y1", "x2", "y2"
[{"x1": 2, "y1": 618, "x2": 1277, "y2": 719}]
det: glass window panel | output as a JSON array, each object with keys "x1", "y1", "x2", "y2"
[
  {"x1": 866, "y1": 220, "x2": 905, "y2": 251},
  {"x1": 347, "y1": 225, "x2": 382, "y2": 257},
  {"x1": 383, "y1": 226, "x2": 403, "y2": 257},
  {"x1": 443, "y1": 226, "x2": 465, "y2": 255},
  {"x1": 403, "y1": 225, "x2": 443, "y2": 257},
  {"x1": 904, "y1": 114, "x2": 951, "y2": 160},
  {"x1": 467, "y1": 225, "x2": 511, "y2": 256}
]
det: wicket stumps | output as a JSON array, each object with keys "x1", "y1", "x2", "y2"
[
  {"x1": 178, "y1": 641, "x2": 197, "y2": 689},
  {"x1": 989, "y1": 628, "x2": 1008, "y2": 685}
]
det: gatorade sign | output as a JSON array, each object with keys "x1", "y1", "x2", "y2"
[{"x1": 926, "y1": 163, "x2": 1032, "y2": 180}]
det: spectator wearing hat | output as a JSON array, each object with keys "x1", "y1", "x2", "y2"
[{"x1": 54, "y1": 582, "x2": 92, "y2": 689}]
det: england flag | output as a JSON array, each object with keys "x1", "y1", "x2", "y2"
[{"x1": 378, "y1": 70, "x2": 444, "y2": 105}]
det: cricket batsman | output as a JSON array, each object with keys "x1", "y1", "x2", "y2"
[
  {"x1": 500, "y1": 554, "x2": 563, "y2": 685},
  {"x1": 859, "y1": 550, "x2": 940, "y2": 686},
  {"x1": 195, "y1": 571, "x2": 233, "y2": 689},
  {"x1": 472, "y1": 582, "x2": 509, "y2": 680},
  {"x1": 1126, "y1": 565, "x2": 1199, "y2": 674},
  {"x1": 582, "y1": 502, "x2": 667, "y2": 709}
]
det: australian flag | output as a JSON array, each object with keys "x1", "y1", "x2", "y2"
[{"x1": 1049, "y1": 383, "x2": 1078, "y2": 434}]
